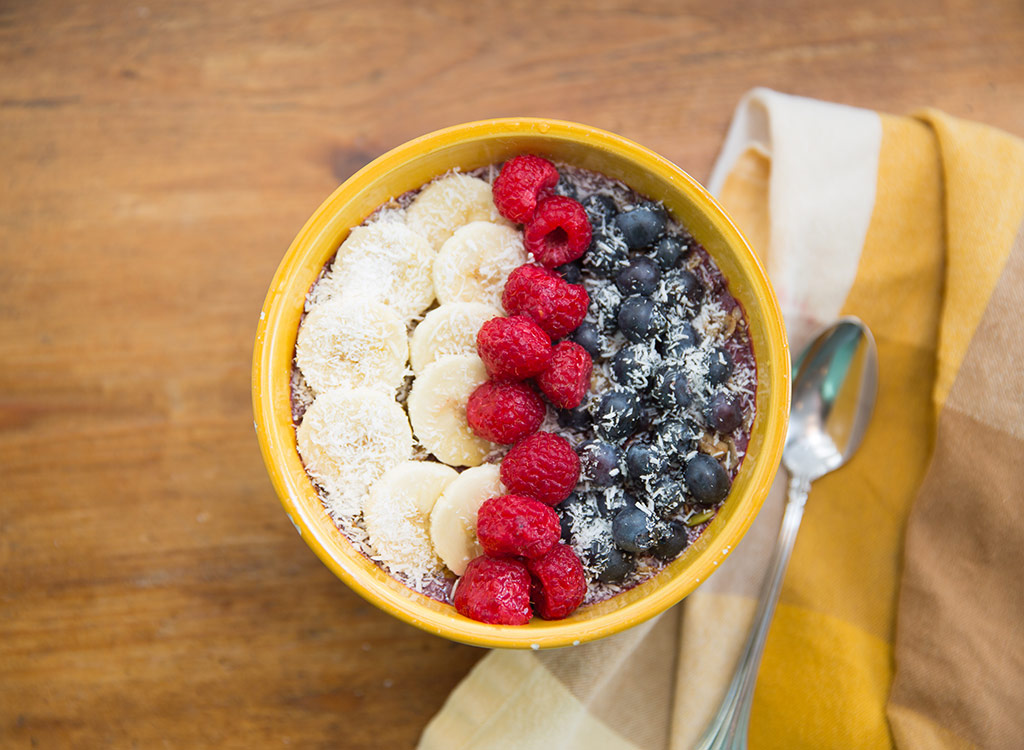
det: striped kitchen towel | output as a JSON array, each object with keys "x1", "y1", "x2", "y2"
[{"x1": 418, "y1": 89, "x2": 1024, "y2": 750}]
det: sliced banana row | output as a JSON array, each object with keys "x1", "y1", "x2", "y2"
[
  {"x1": 296, "y1": 387, "x2": 413, "y2": 520},
  {"x1": 429, "y1": 464, "x2": 505, "y2": 576},
  {"x1": 405, "y1": 173, "x2": 509, "y2": 252},
  {"x1": 409, "y1": 302, "x2": 501, "y2": 374},
  {"x1": 433, "y1": 221, "x2": 530, "y2": 310},
  {"x1": 296, "y1": 299, "x2": 408, "y2": 395},
  {"x1": 407, "y1": 354, "x2": 496, "y2": 468},
  {"x1": 316, "y1": 222, "x2": 436, "y2": 322},
  {"x1": 362, "y1": 460, "x2": 458, "y2": 580}
]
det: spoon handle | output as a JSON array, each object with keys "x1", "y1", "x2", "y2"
[{"x1": 693, "y1": 474, "x2": 811, "y2": 750}]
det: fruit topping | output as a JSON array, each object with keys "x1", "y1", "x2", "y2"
[
  {"x1": 492, "y1": 155, "x2": 560, "y2": 223},
  {"x1": 648, "y1": 476, "x2": 685, "y2": 515},
  {"x1": 587, "y1": 541, "x2": 636, "y2": 584},
  {"x1": 707, "y1": 346, "x2": 734, "y2": 385},
  {"x1": 536, "y1": 341, "x2": 593, "y2": 409},
  {"x1": 501, "y1": 264, "x2": 589, "y2": 340},
  {"x1": 650, "y1": 364, "x2": 692, "y2": 410},
  {"x1": 527, "y1": 543, "x2": 587, "y2": 620},
  {"x1": 615, "y1": 256, "x2": 661, "y2": 296},
  {"x1": 707, "y1": 391, "x2": 743, "y2": 433},
  {"x1": 466, "y1": 379, "x2": 546, "y2": 444},
  {"x1": 577, "y1": 439, "x2": 622, "y2": 486},
  {"x1": 611, "y1": 343, "x2": 659, "y2": 391},
  {"x1": 652, "y1": 235, "x2": 687, "y2": 270},
  {"x1": 611, "y1": 503, "x2": 658, "y2": 554},
  {"x1": 500, "y1": 431, "x2": 581, "y2": 506},
  {"x1": 557, "y1": 261, "x2": 583, "y2": 284},
  {"x1": 523, "y1": 195, "x2": 592, "y2": 268},
  {"x1": 556, "y1": 403, "x2": 592, "y2": 431},
  {"x1": 651, "y1": 520, "x2": 689, "y2": 560},
  {"x1": 617, "y1": 295, "x2": 664, "y2": 343},
  {"x1": 684, "y1": 453, "x2": 732, "y2": 505},
  {"x1": 453, "y1": 556, "x2": 533, "y2": 625},
  {"x1": 614, "y1": 203, "x2": 667, "y2": 250},
  {"x1": 476, "y1": 494, "x2": 562, "y2": 560},
  {"x1": 624, "y1": 441, "x2": 666, "y2": 484},
  {"x1": 570, "y1": 321, "x2": 603, "y2": 359},
  {"x1": 593, "y1": 389, "x2": 643, "y2": 441},
  {"x1": 476, "y1": 315, "x2": 553, "y2": 380}
]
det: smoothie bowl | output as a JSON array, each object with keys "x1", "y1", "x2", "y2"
[{"x1": 252, "y1": 119, "x2": 789, "y2": 649}]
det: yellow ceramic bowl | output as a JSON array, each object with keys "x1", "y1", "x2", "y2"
[{"x1": 253, "y1": 118, "x2": 789, "y2": 649}]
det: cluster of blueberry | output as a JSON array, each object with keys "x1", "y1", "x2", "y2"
[{"x1": 548, "y1": 186, "x2": 749, "y2": 586}]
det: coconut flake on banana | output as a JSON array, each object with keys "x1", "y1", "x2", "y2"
[
  {"x1": 296, "y1": 299, "x2": 408, "y2": 395},
  {"x1": 409, "y1": 302, "x2": 501, "y2": 374},
  {"x1": 296, "y1": 388, "x2": 413, "y2": 519},
  {"x1": 363, "y1": 460, "x2": 458, "y2": 580},
  {"x1": 407, "y1": 354, "x2": 496, "y2": 468},
  {"x1": 429, "y1": 463, "x2": 505, "y2": 576},
  {"x1": 433, "y1": 221, "x2": 530, "y2": 309},
  {"x1": 405, "y1": 173, "x2": 509, "y2": 252},
  {"x1": 313, "y1": 222, "x2": 435, "y2": 321}
]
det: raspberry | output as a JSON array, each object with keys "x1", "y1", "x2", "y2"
[
  {"x1": 500, "y1": 431, "x2": 580, "y2": 506},
  {"x1": 523, "y1": 195, "x2": 592, "y2": 268},
  {"x1": 477, "y1": 495, "x2": 561, "y2": 560},
  {"x1": 501, "y1": 264, "x2": 590, "y2": 340},
  {"x1": 492, "y1": 155, "x2": 560, "y2": 223},
  {"x1": 466, "y1": 380, "x2": 546, "y2": 444},
  {"x1": 476, "y1": 315, "x2": 553, "y2": 380},
  {"x1": 453, "y1": 556, "x2": 532, "y2": 625},
  {"x1": 527, "y1": 543, "x2": 587, "y2": 620},
  {"x1": 536, "y1": 341, "x2": 592, "y2": 409}
]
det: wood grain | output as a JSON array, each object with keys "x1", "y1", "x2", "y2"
[{"x1": 1, "y1": 1, "x2": 1022, "y2": 747}]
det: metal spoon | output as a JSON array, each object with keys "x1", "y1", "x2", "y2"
[{"x1": 694, "y1": 316, "x2": 878, "y2": 750}]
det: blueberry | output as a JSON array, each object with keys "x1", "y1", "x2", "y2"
[
  {"x1": 587, "y1": 540, "x2": 636, "y2": 584},
  {"x1": 614, "y1": 204, "x2": 667, "y2": 250},
  {"x1": 584, "y1": 230, "x2": 629, "y2": 275},
  {"x1": 557, "y1": 261, "x2": 583, "y2": 284},
  {"x1": 660, "y1": 269, "x2": 703, "y2": 307},
  {"x1": 653, "y1": 419, "x2": 697, "y2": 465},
  {"x1": 557, "y1": 404, "x2": 592, "y2": 431},
  {"x1": 648, "y1": 476, "x2": 685, "y2": 515},
  {"x1": 652, "y1": 520, "x2": 689, "y2": 560},
  {"x1": 586, "y1": 280, "x2": 625, "y2": 334},
  {"x1": 577, "y1": 440, "x2": 623, "y2": 486},
  {"x1": 618, "y1": 295, "x2": 664, "y2": 343},
  {"x1": 615, "y1": 256, "x2": 661, "y2": 296},
  {"x1": 596, "y1": 487, "x2": 634, "y2": 516},
  {"x1": 707, "y1": 391, "x2": 743, "y2": 433},
  {"x1": 571, "y1": 321, "x2": 603, "y2": 358},
  {"x1": 612, "y1": 504, "x2": 657, "y2": 553},
  {"x1": 557, "y1": 491, "x2": 588, "y2": 541},
  {"x1": 554, "y1": 178, "x2": 579, "y2": 200},
  {"x1": 651, "y1": 365, "x2": 692, "y2": 410},
  {"x1": 611, "y1": 344, "x2": 658, "y2": 390},
  {"x1": 624, "y1": 441, "x2": 666, "y2": 483},
  {"x1": 684, "y1": 453, "x2": 732, "y2": 505},
  {"x1": 652, "y1": 235, "x2": 687, "y2": 270},
  {"x1": 593, "y1": 390, "x2": 642, "y2": 441},
  {"x1": 661, "y1": 322, "x2": 700, "y2": 359},
  {"x1": 707, "y1": 347, "x2": 734, "y2": 385},
  {"x1": 582, "y1": 194, "x2": 618, "y2": 224}
]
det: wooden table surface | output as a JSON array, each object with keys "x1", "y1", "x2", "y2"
[{"x1": 2, "y1": 1, "x2": 1022, "y2": 747}]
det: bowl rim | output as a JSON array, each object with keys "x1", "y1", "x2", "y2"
[{"x1": 252, "y1": 117, "x2": 789, "y2": 649}]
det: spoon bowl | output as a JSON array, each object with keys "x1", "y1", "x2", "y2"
[
  {"x1": 784, "y1": 317, "x2": 878, "y2": 481},
  {"x1": 696, "y1": 316, "x2": 878, "y2": 750}
]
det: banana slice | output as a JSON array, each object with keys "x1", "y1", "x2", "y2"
[
  {"x1": 408, "y1": 302, "x2": 501, "y2": 374},
  {"x1": 407, "y1": 353, "x2": 496, "y2": 467},
  {"x1": 296, "y1": 388, "x2": 413, "y2": 519},
  {"x1": 296, "y1": 298, "x2": 408, "y2": 395},
  {"x1": 405, "y1": 173, "x2": 508, "y2": 252},
  {"x1": 429, "y1": 463, "x2": 505, "y2": 576},
  {"x1": 316, "y1": 222, "x2": 435, "y2": 321},
  {"x1": 363, "y1": 460, "x2": 458, "y2": 580},
  {"x1": 433, "y1": 221, "x2": 530, "y2": 309}
]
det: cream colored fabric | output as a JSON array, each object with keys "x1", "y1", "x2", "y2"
[{"x1": 418, "y1": 91, "x2": 1024, "y2": 750}]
